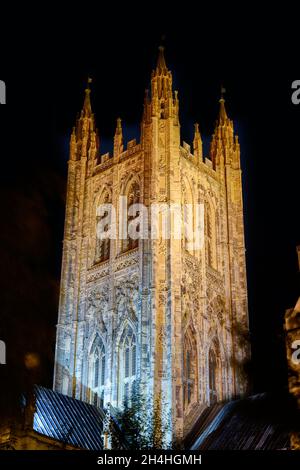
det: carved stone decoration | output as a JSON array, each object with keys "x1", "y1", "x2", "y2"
[
  {"x1": 157, "y1": 324, "x2": 166, "y2": 346},
  {"x1": 206, "y1": 266, "x2": 224, "y2": 293},
  {"x1": 206, "y1": 286, "x2": 226, "y2": 327},
  {"x1": 86, "y1": 283, "x2": 110, "y2": 334},
  {"x1": 158, "y1": 238, "x2": 167, "y2": 255},
  {"x1": 120, "y1": 171, "x2": 130, "y2": 187},
  {"x1": 158, "y1": 281, "x2": 168, "y2": 307},
  {"x1": 114, "y1": 274, "x2": 139, "y2": 329},
  {"x1": 181, "y1": 265, "x2": 201, "y2": 328},
  {"x1": 114, "y1": 250, "x2": 139, "y2": 272},
  {"x1": 87, "y1": 263, "x2": 110, "y2": 283}
]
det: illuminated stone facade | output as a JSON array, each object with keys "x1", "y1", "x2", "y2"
[
  {"x1": 53, "y1": 48, "x2": 249, "y2": 440},
  {"x1": 285, "y1": 246, "x2": 300, "y2": 450}
]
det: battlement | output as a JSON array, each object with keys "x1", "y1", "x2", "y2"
[
  {"x1": 180, "y1": 141, "x2": 216, "y2": 174},
  {"x1": 94, "y1": 138, "x2": 142, "y2": 174},
  {"x1": 119, "y1": 140, "x2": 141, "y2": 161},
  {"x1": 100, "y1": 152, "x2": 110, "y2": 164},
  {"x1": 180, "y1": 142, "x2": 197, "y2": 165}
]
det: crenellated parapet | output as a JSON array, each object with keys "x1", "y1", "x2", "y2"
[{"x1": 93, "y1": 140, "x2": 143, "y2": 175}]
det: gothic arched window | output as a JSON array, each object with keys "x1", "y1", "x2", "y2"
[
  {"x1": 122, "y1": 181, "x2": 140, "y2": 253},
  {"x1": 88, "y1": 336, "x2": 106, "y2": 407},
  {"x1": 94, "y1": 350, "x2": 100, "y2": 387},
  {"x1": 209, "y1": 348, "x2": 217, "y2": 404},
  {"x1": 205, "y1": 202, "x2": 217, "y2": 269},
  {"x1": 183, "y1": 333, "x2": 197, "y2": 409},
  {"x1": 95, "y1": 191, "x2": 111, "y2": 264},
  {"x1": 183, "y1": 200, "x2": 190, "y2": 252},
  {"x1": 118, "y1": 325, "x2": 137, "y2": 405},
  {"x1": 182, "y1": 179, "x2": 194, "y2": 254},
  {"x1": 208, "y1": 340, "x2": 222, "y2": 405}
]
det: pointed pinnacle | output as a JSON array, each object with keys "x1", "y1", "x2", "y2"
[
  {"x1": 115, "y1": 117, "x2": 122, "y2": 135},
  {"x1": 83, "y1": 78, "x2": 93, "y2": 116},
  {"x1": 156, "y1": 45, "x2": 167, "y2": 73}
]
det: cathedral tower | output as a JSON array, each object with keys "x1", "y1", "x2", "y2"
[{"x1": 53, "y1": 48, "x2": 249, "y2": 441}]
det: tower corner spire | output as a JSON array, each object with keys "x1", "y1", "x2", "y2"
[
  {"x1": 150, "y1": 45, "x2": 174, "y2": 115},
  {"x1": 193, "y1": 122, "x2": 203, "y2": 160},
  {"x1": 156, "y1": 45, "x2": 168, "y2": 73},
  {"x1": 72, "y1": 77, "x2": 98, "y2": 160},
  {"x1": 218, "y1": 85, "x2": 228, "y2": 125},
  {"x1": 114, "y1": 117, "x2": 123, "y2": 156},
  {"x1": 83, "y1": 77, "x2": 93, "y2": 117},
  {"x1": 115, "y1": 117, "x2": 122, "y2": 134}
]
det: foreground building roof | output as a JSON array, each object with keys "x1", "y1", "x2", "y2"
[
  {"x1": 33, "y1": 385, "x2": 106, "y2": 450},
  {"x1": 3, "y1": 385, "x2": 294, "y2": 450},
  {"x1": 186, "y1": 393, "x2": 294, "y2": 450},
  {"x1": 0, "y1": 386, "x2": 295, "y2": 450},
  {"x1": 32, "y1": 386, "x2": 295, "y2": 451}
]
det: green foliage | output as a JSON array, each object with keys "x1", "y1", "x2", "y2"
[{"x1": 109, "y1": 382, "x2": 172, "y2": 450}]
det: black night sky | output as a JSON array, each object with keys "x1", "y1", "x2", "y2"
[{"x1": 0, "y1": 11, "x2": 299, "y2": 419}]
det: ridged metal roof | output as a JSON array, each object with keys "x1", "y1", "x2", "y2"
[
  {"x1": 33, "y1": 386, "x2": 105, "y2": 450},
  {"x1": 32, "y1": 387, "x2": 293, "y2": 450},
  {"x1": 188, "y1": 393, "x2": 292, "y2": 450}
]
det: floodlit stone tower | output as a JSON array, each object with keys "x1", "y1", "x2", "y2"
[
  {"x1": 285, "y1": 246, "x2": 300, "y2": 450},
  {"x1": 53, "y1": 48, "x2": 249, "y2": 441}
]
